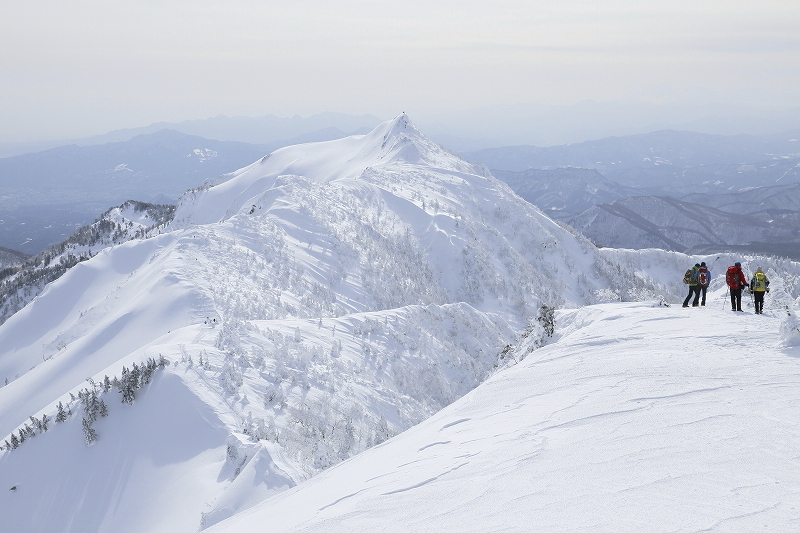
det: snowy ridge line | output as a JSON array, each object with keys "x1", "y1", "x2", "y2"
[{"x1": 0, "y1": 200, "x2": 175, "y2": 328}]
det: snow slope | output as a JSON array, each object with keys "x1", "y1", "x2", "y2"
[
  {"x1": 2, "y1": 115, "x2": 799, "y2": 532},
  {"x1": 206, "y1": 300, "x2": 800, "y2": 533},
  {"x1": 0, "y1": 115, "x2": 652, "y2": 532},
  {"x1": 0, "y1": 200, "x2": 175, "y2": 326}
]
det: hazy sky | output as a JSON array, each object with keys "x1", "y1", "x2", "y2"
[{"x1": 2, "y1": 0, "x2": 799, "y2": 142}]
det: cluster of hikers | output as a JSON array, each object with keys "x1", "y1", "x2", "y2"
[{"x1": 682, "y1": 261, "x2": 770, "y2": 313}]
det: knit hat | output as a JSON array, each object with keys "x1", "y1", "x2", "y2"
[
  {"x1": 735, "y1": 262, "x2": 741, "y2": 267},
  {"x1": 700, "y1": 262, "x2": 706, "y2": 267},
  {"x1": 695, "y1": 263, "x2": 700, "y2": 267},
  {"x1": 756, "y1": 266, "x2": 763, "y2": 272}
]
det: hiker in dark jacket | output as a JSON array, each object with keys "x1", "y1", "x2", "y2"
[
  {"x1": 749, "y1": 266, "x2": 770, "y2": 314},
  {"x1": 682, "y1": 263, "x2": 701, "y2": 308},
  {"x1": 726, "y1": 262, "x2": 749, "y2": 312},
  {"x1": 697, "y1": 261, "x2": 711, "y2": 306}
]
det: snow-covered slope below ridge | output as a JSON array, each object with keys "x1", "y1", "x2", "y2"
[
  {"x1": 206, "y1": 301, "x2": 800, "y2": 533},
  {"x1": 0, "y1": 200, "x2": 175, "y2": 327},
  {"x1": 0, "y1": 115, "x2": 669, "y2": 532}
]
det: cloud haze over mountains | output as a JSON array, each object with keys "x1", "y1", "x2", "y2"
[{"x1": 2, "y1": 1, "x2": 798, "y2": 143}]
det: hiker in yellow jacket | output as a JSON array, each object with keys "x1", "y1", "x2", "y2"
[{"x1": 749, "y1": 267, "x2": 770, "y2": 315}]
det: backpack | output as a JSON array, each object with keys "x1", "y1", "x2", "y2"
[
  {"x1": 751, "y1": 272, "x2": 767, "y2": 291},
  {"x1": 697, "y1": 267, "x2": 709, "y2": 286},
  {"x1": 682, "y1": 269, "x2": 693, "y2": 284},
  {"x1": 726, "y1": 266, "x2": 739, "y2": 288}
]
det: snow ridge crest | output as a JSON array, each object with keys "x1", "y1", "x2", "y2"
[{"x1": 379, "y1": 113, "x2": 418, "y2": 149}]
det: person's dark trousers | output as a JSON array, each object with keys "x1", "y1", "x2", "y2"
[
  {"x1": 699, "y1": 286, "x2": 708, "y2": 305},
  {"x1": 730, "y1": 288, "x2": 743, "y2": 311},
  {"x1": 683, "y1": 285, "x2": 701, "y2": 307},
  {"x1": 754, "y1": 291, "x2": 765, "y2": 314}
]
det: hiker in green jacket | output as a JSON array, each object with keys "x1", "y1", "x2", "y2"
[{"x1": 682, "y1": 263, "x2": 701, "y2": 308}]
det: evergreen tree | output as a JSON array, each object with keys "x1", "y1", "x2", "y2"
[
  {"x1": 537, "y1": 304, "x2": 555, "y2": 337},
  {"x1": 82, "y1": 418, "x2": 98, "y2": 445},
  {"x1": 9, "y1": 434, "x2": 18, "y2": 449},
  {"x1": 118, "y1": 366, "x2": 136, "y2": 404},
  {"x1": 130, "y1": 363, "x2": 141, "y2": 388},
  {"x1": 140, "y1": 358, "x2": 156, "y2": 386},
  {"x1": 55, "y1": 401, "x2": 69, "y2": 423},
  {"x1": 79, "y1": 387, "x2": 108, "y2": 423}
]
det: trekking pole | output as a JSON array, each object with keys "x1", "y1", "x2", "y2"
[{"x1": 722, "y1": 288, "x2": 729, "y2": 310}]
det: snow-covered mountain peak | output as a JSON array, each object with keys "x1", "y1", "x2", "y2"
[
  {"x1": 172, "y1": 114, "x2": 483, "y2": 226},
  {"x1": 370, "y1": 112, "x2": 426, "y2": 153},
  {"x1": 372, "y1": 112, "x2": 417, "y2": 146}
]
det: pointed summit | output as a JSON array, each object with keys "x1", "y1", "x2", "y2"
[
  {"x1": 173, "y1": 114, "x2": 483, "y2": 225},
  {"x1": 377, "y1": 113, "x2": 421, "y2": 149}
]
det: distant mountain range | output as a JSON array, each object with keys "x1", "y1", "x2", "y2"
[
  {"x1": 0, "y1": 247, "x2": 27, "y2": 270},
  {"x1": 478, "y1": 132, "x2": 800, "y2": 259},
  {"x1": 491, "y1": 168, "x2": 638, "y2": 221},
  {"x1": 0, "y1": 126, "x2": 372, "y2": 254},
  {"x1": 569, "y1": 192, "x2": 800, "y2": 259},
  {"x1": 491, "y1": 168, "x2": 800, "y2": 259},
  {"x1": 421, "y1": 100, "x2": 800, "y2": 148},
  {"x1": 464, "y1": 130, "x2": 799, "y2": 170},
  {"x1": 0, "y1": 112, "x2": 383, "y2": 158}
]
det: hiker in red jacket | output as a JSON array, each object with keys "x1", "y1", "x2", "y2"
[{"x1": 725, "y1": 262, "x2": 749, "y2": 312}]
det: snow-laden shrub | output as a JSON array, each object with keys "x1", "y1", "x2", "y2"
[
  {"x1": 219, "y1": 357, "x2": 244, "y2": 395},
  {"x1": 498, "y1": 304, "x2": 556, "y2": 366},
  {"x1": 594, "y1": 288, "x2": 620, "y2": 303},
  {"x1": 780, "y1": 305, "x2": 800, "y2": 346},
  {"x1": 765, "y1": 269, "x2": 797, "y2": 313}
]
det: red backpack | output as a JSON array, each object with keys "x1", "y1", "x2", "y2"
[
  {"x1": 697, "y1": 266, "x2": 709, "y2": 286},
  {"x1": 726, "y1": 266, "x2": 739, "y2": 288}
]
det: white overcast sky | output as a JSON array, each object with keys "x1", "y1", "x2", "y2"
[{"x1": 1, "y1": 0, "x2": 799, "y2": 141}]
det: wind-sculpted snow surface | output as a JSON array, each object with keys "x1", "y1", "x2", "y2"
[
  {"x1": 0, "y1": 115, "x2": 743, "y2": 532},
  {"x1": 205, "y1": 301, "x2": 800, "y2": 533}
]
